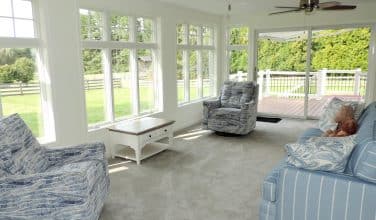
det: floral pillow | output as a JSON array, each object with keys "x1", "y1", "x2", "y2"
[
  {"x1": 318, "y1": 97, "x2": 364, "y2": 132},
  {"x1": 285, "y1": 135, "x2": 356, "y2": 173}
]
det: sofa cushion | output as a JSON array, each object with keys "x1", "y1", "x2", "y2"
[
  {"x1": 285, "y1": 135, "x2": 356, "y2": 173},
  {"x1": 347, "y1": 118, "x2": 376, "y2": 183},
  {"x1": 0, "y1": 114, "x2": 47, "y2": 175}
]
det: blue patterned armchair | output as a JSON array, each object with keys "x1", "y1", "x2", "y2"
[
  {"x1": 203, "y1": 81, "x2": 259, "y2": 135},
  {"x1": 0, "y1": 114, "x2": 109, "y2": 220}
]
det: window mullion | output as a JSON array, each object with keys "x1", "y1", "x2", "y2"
[
  {"x1": 10, "y1": 0, "x2": 16, "y2": 37},
  {"x1": 102, "y1": 12, "x2": 114, "y2": 122},
  {"x1": 209, "y1": 50, "x2": 215, "y2": 97},
  {"x1": 197, "y1": 50, "x2": 203, "y2": 98},
  {"x1": 130, "y1": 49, "x2": 140, "y2": 115},
  {"x1": 183, "y1": 50, "x2": 190, "y2": 102}
]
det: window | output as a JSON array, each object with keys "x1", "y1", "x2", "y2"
[
  {"x1": 177, "y1": 24, "x2": 216, "y2": 105},
  {"x1": 227, "y1": 26, "x2": 249, "y2": 81},
  {"x1": 0, "y1": 0, "x2": 35, "y2": 38},
  {"x1": 0, "y1": 1, "x2": 50, "y2": 139},
  {"x1": 79, "y1": 9, "x2": 103, "y2": 40},
  {"x1": 80, "y1": 9, "x2": 159, "y2": 128},
  {"x1": 111, "y1": 15, "x2": 130, "y2": 42}
]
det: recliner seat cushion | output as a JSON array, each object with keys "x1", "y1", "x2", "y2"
[{"x1": 209, "y1": 108, "x2": 241, "y2": 121}]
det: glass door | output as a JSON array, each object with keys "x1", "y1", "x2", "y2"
[
  {"x1": 307, "y1": 27, "x2": 371, "y2": 118},
  {"x1": 256, "y1": 30, "x2": 308, "y2": 117},
  {"x1": 256, "y1": 26, "x2": 372, "y2": 119}
]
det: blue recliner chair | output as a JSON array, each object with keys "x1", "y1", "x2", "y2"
[
  {"x1": 203, "y1": 81, "x2": 259, "y2": 135},
  {"x1": 0, "y1": 114, "x2": 109, "y2": 219}
]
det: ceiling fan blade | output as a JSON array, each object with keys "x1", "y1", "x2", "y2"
[
  {"x1": 275, "y1": 6, "x2": 301, "y2": 9},
  {"x1": 318, "y1": 1, "x2": 340, "y2": 8},
  {"x1": 269, "y1": 9, "x2": 303, "y2": 15},
  {"x1": 320, "y1": 5, "x2": 357, "y2": 10}
]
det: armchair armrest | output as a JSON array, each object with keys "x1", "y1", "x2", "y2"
[
  {"x1": 0, "y1": 161, "x2": 105, "y2": 218},
  {"x1": 203, "y1": 98, "x2": 221, "y2": 109},
  {"x1": 44, "y1": 142, "x2": 106, "y2": 167},
  {"x1": 241, "y1": 101, "x2": 257, "y2": 113},
  {"x1": 203, "y1": 98, "x2": 221, "y2": 127}
]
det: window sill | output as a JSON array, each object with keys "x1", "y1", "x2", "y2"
[
  {"x1": 178, "y1": 96, "x2": 217, "y2": 107},
  {"x1": 87, "y1": 110, "x2": 163, "y2": 132}
]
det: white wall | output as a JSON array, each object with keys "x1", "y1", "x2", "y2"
[
  {"x1": 37, "y1": 0, "x2": 223, "y2": 153},
  {"x1": 226, "y1": 1, "x2": 376, "y2": 103}
]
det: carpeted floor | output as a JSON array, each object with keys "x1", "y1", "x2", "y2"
[{"x1": 99, "y1": 119, "x2": 316, "y2": 220}]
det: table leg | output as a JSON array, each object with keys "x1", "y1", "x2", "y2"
[
  {"x1": 168, "y1": 132, "x2": 173, "y2": 147},
  {"x1": 135, "y1": 145, "x2": 141, "y2": 165},
  {"x1": 110, "y1": 138, "x2": 116, "y2": 159}
]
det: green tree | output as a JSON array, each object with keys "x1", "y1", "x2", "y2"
[
  {"x1": 13, "y1": 57, "x2": 35, "y2": 83},
  {"x1": 0, "y1": 64, "x2": 16, "y2": 83}
]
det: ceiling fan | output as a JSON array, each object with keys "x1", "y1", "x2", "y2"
[{"x1": 269, "y1": 0, "x2": 357, "y2": 15}]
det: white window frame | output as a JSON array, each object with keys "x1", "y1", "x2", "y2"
[
  {"x1": 226, "y1": 25, "x2": 251, "y2": 81},
  {"x1": 80, "y1": 9, "x2": 160, "y2": 129},
  {"x1": 0, "y1": 0, "x2": 54, "y2": 142},
  {"x1": 0, "y1": 0, "x2": 37, "y2": 39},
  {"x1": 177, "y1": 23, "x2": 217, "y2": 105}
]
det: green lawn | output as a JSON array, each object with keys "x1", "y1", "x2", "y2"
[{"x1": 3, "y1": 79, "x2": 363, "y2": 138}]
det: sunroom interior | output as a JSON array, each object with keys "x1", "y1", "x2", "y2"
[{"x1": 1, "y1": 0, "x2": 376, "y2": 219}]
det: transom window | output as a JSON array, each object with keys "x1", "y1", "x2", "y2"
[
  {"x1": 80, "y1": 9, "x2": 159, "y2": 128},
  {"x1": 0, "y1": 0, "x2": 35, "y2": 38},
  {"x1": 176, "y1": 24, "x2": 216, "y2": 105}
]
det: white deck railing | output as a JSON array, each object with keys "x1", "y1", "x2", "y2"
[{"x1": 230, "y1": 69, "x2": 367, "y2": 100}]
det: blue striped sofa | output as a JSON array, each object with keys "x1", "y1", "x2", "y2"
[
  {"x1": 260, "y1": 102, "x2": 376, "y2": 220},
  {"x1": 0, "y1": 114, "x2": 110, "y2": 219}
]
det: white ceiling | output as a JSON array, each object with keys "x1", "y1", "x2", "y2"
[{"x1": 157, "y1": 0, "x2": 373, "y2": 15}]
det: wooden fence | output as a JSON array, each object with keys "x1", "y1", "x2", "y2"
[{"x1": 0, "y1": 78, "x2": 122, "y2": 96}]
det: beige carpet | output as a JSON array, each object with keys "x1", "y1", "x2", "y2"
[{"x1": 99, "y1": 119, "x2": 316, "y2": 220}]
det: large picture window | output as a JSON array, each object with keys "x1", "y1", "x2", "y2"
[
  {"x1": 176, "y1": 24, "x2": 216, "y2": 105},
  {"x1": 0, "y1": 0, "x2": 49, "y2": 139},
  {"x1": 80, "y1": 9, "x2": 159, "y2": 128}
]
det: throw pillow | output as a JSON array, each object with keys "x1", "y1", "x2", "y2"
[
  {"x1": 318, "y1": 98, "x2": 363, "y2": 132},
  {"x1": 285, "y1": 135, "x2": 356, "y2": 173}
]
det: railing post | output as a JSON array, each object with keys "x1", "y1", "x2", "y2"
[
  {"x1": 354, "y1": 68, "x2": 361, "y2": 96},
  {"x1": 317, "y1": 68, "x2": 327, "y2": 98},
  {"x1": 20, "y1": 82, "x2": 23, "y2": 95},
  {"x1": 265, "y1": 69, "x2": 271, "y2": 97},
  {"x1": 237, "y1": 71, "x2": 243, "y2": 82},
  {"x1": 257, "y1": 71, "x2": 264, "y2": 101}
]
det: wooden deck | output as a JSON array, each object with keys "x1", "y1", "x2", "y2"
[{"x1": 258, "y1": 95, "x2": 363, "y2": 118}]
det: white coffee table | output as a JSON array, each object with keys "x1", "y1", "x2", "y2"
[{"x1": 108, "y1": 117, "x2": 175, "y2": 165}]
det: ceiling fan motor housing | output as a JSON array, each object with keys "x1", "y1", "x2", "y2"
[{"x1": 301, "y1": 0, "x2": 320, "y2": 11}]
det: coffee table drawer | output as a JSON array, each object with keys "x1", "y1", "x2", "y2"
[{"x1": 139, "y1": 125, "x2": 172, "y2": 144}]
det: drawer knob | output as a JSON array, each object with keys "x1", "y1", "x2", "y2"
[
  {"x1": 164, "y1": 129, "x2": 167, "y2": 132},
  {"x1": 149, "y1": 134, "x2": 152, "y2": 138}
]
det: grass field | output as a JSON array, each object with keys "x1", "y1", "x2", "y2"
[
  {"x1": 2, "y1": 85, "x2": 211, "y2": 137},
  {"x1": 2, "y1": 79, "x2": 364, "y2": 138}
]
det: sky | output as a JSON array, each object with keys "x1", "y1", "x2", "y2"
[{"x1": 0, "y1": 0, "x2": 35, "y2": 38}]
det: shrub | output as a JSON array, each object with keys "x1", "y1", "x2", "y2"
[
  {"x1": 13, "y1": 57, "x2": 35, "y2": 83},
  {"x1": 0, "y1": 64, "x2": 16, "y2": 83}
]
